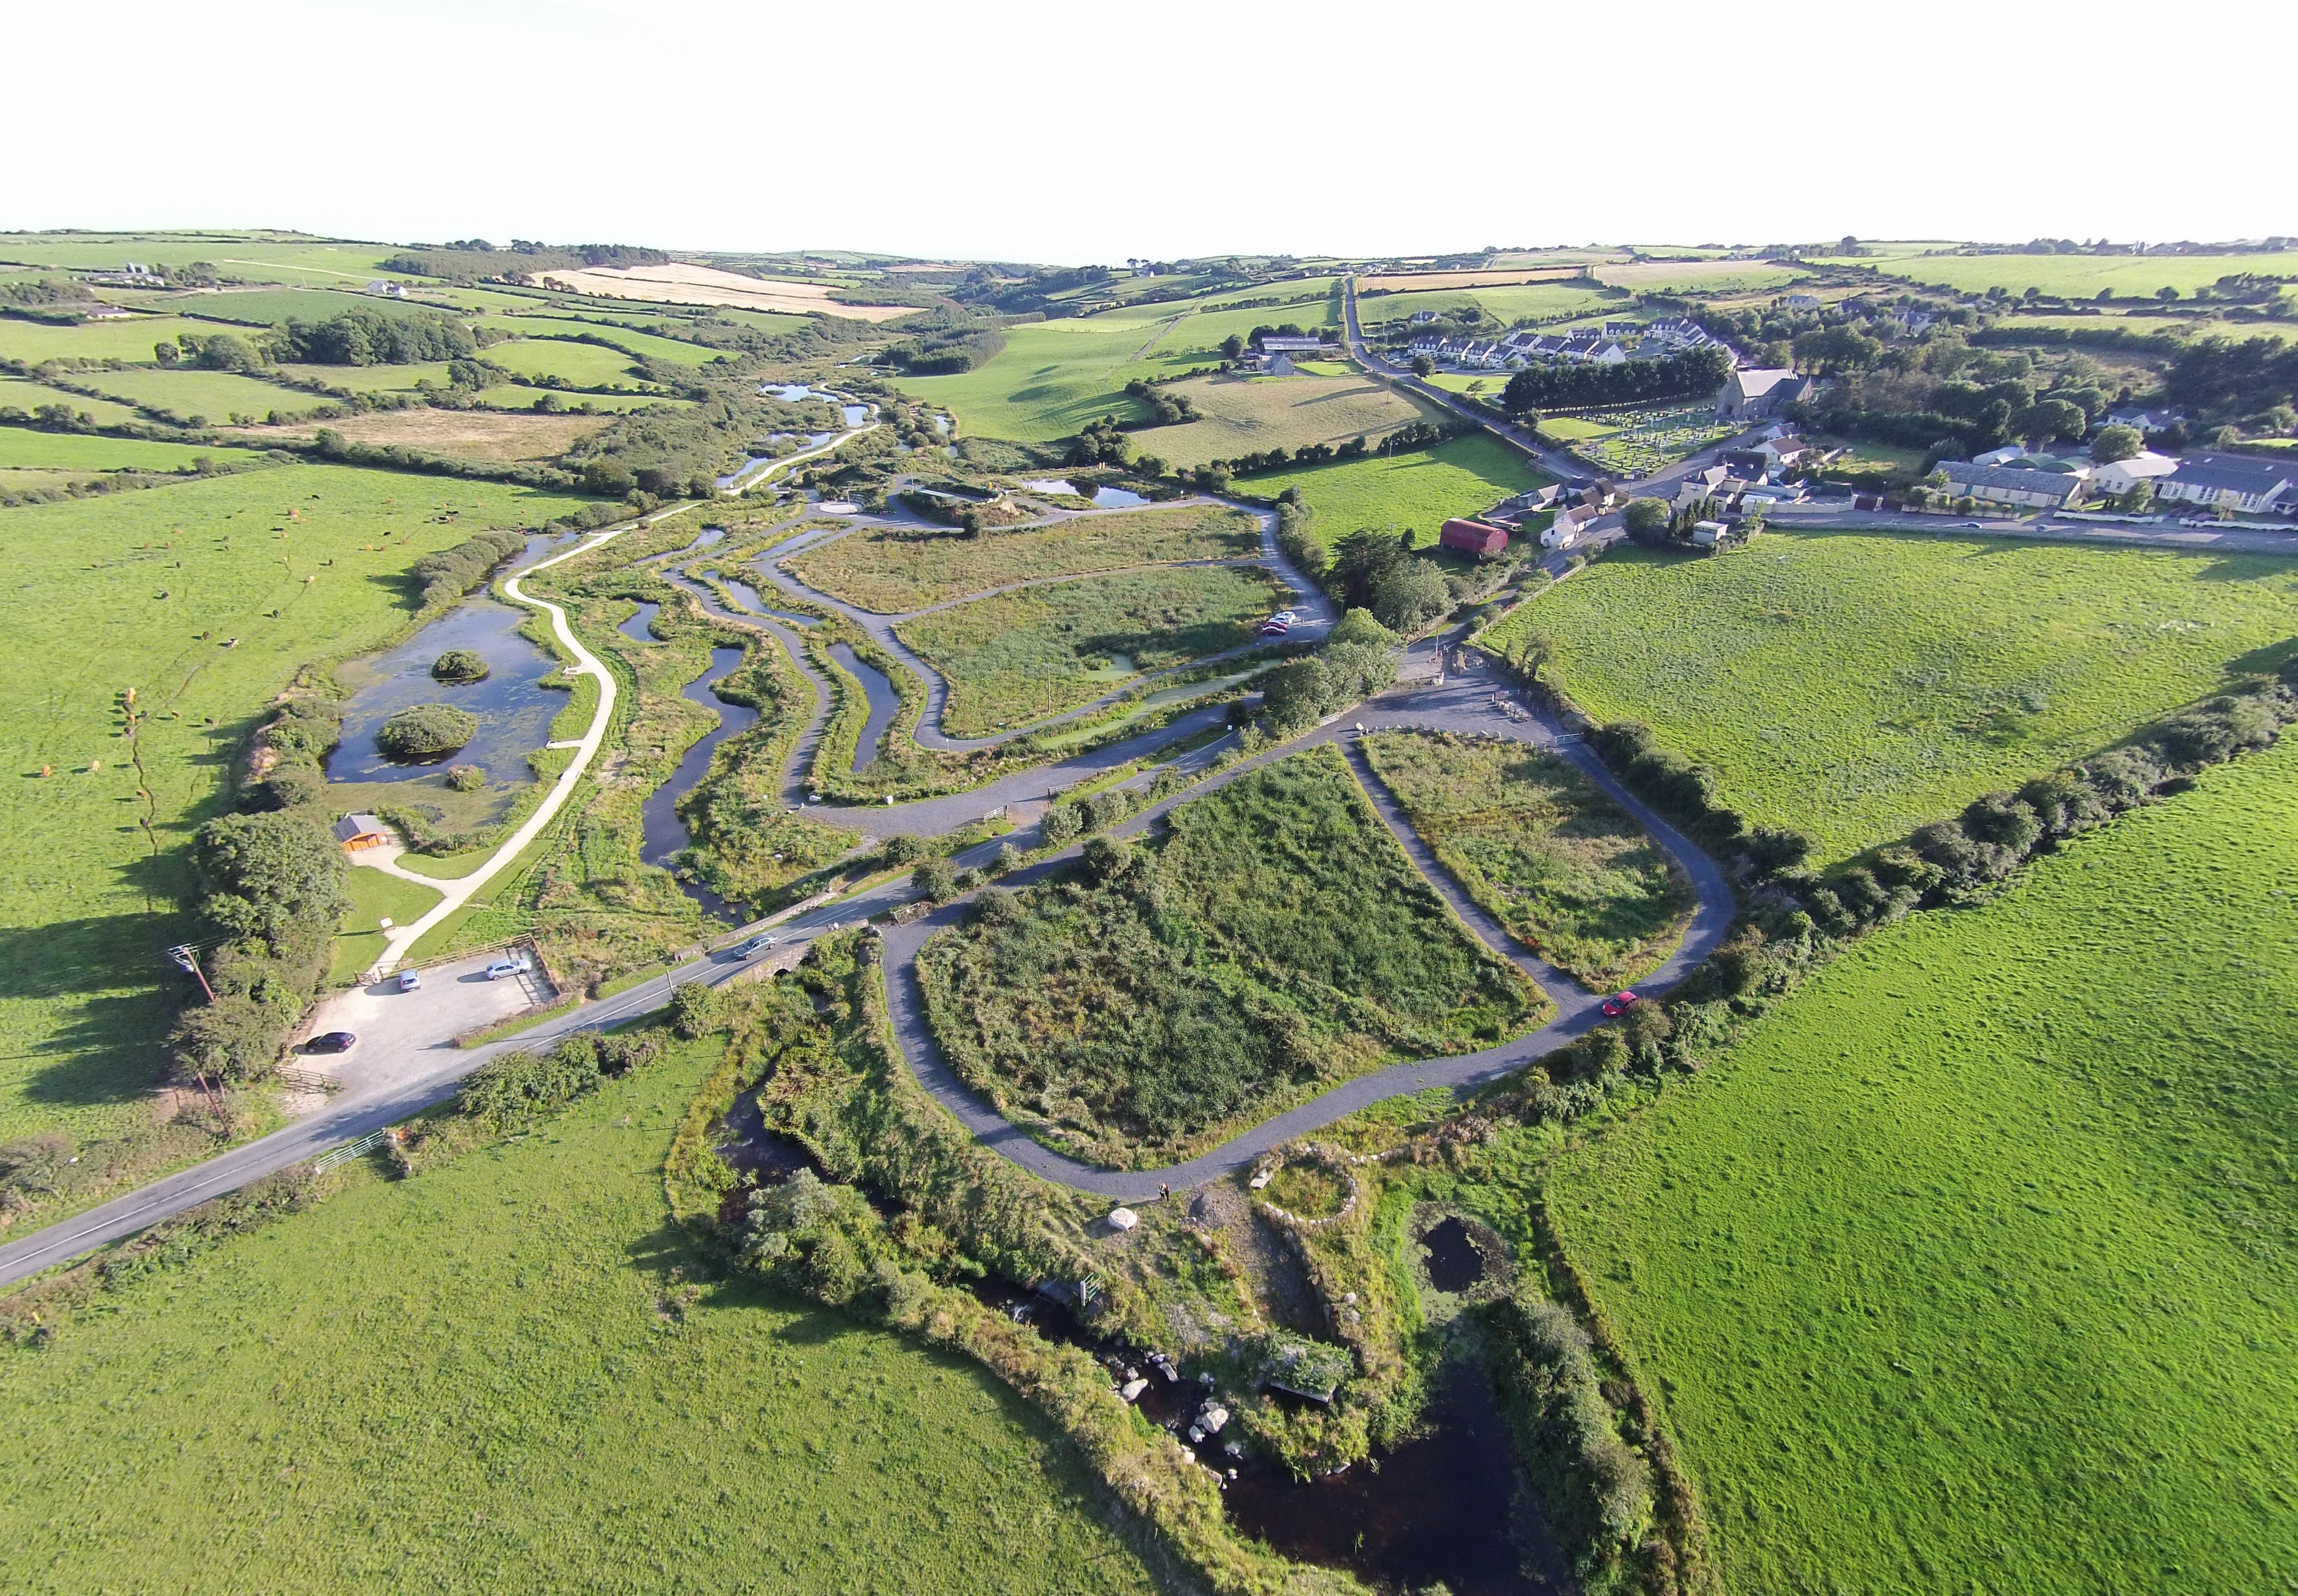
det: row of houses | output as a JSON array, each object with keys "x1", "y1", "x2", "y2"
[
  {"x1": 1933, "y1": 448, "x2": 2292, "y2": 515},
  {"x1": 1404, "y1": 329, "x2": 1637, "y2": 370}
]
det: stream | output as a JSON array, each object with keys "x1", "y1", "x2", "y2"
[
  {"x1": 640, "y1": 645, "x2": 757, "y2": 920},
  {"x1": 828, "y1": 642, "x2": 902, "y2": 771}
]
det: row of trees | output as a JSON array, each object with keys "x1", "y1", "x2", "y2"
[
  {"x1": 154, "y1": 309, "x2": 476, "y2": 371},
  {"x1": 1501, "y1": 347, "x2": 1732, "y2": 414}
]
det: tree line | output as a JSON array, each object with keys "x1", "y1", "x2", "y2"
[{"x1": 1501, "y1": 347, "x2": 1732, "y2": 414}]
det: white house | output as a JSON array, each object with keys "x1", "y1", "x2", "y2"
[
  {"x1": 366, "y1": 279, "x2": 411, "y2": 299},
  {"x1": 2088, "y1": 450, "x2": 2180, "y2": 497},
  {"x1": 2154, "y1": 453, "x2": 2293, "y2": 514},
  {"x1": 1780, "y1": 292, "x2": 1821, "y2": 310}
]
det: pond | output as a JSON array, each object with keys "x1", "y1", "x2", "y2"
[
  {"x1": 1019, "y1": 478, "x2": 1148, "y2": 510},
  {"x1": 722, "y1": 573, "x2": 821, "y2": 627},
  {"x1": 1421, "y1": 1215, "x2": 1490, "y2": 1294},
  {"x1": 1225, "y1": 1358, "x2": 1573, "y2": 1595},
  {"x1": 828, "y1": 642, "x2": 901, "y2": 770},
  {"x1": 327, "y1": 594, "x2": 562, "y2": 787},
  {"x1": 640, "y1": 646, "x2": 758, "y2": 920},
  {"x1": 761, "y1": 383, "x2": 819, "y2": 402},
  {"x1": 618, "y1": 599, "x2": 660, "y2": 644}
]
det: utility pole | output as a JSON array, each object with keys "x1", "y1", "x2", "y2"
[{"x1": 167, "y1": 945, "x2": 226, "y2": 1127}]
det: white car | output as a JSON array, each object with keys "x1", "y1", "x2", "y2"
[{"x1": 1270, "y1": 610, "x2": 1298, "y2": 624}]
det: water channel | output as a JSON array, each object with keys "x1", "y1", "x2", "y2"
[
  {"x1": 828, "y1": 642, "x2": 902, "y2": 770},
  {"x1": 1019, "y1": 478, "x2": 1150, "y2": 509},
  {"x1": 639, "y1": 646, "x2": 758, "y2": 921}
]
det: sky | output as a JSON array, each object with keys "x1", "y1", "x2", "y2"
[{"x1": 8, "y1": 0, "x2": 2292, "y2": 265}]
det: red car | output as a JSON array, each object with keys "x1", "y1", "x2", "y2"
[{"x1": 1599, "y1": 991, "x2": 1640, "y2": 1018}]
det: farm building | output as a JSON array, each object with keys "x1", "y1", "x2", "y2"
[
  {"x1": 2153, "y1": 453, "x2": 2292, "y2": 514},
  {"x1": 365, "y1": 280, "x2": 411, "y2": 299},
  {"x1": 1934, "y1": 461, "x2": 2086, "y2": 511},
  {"x1": 1716, "y1": 368, "x2": 1813, "y2": 421},
  {"x1": 334, "y1": 814, "x2": 394, "y2": 853},
  {"x1": 1258, "y1": 335, "x2": 1328, "y2": 355},
  {"x1": 1440, "y1": 518, "x2": 1510, "y2": 556}
]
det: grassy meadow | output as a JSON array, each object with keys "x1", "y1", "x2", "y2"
[
  {"x1": 0, "y1": 315, "x2": 210, "y2": 365},
  {"x1": 1814, "y1": 248, "x2": 2298, "y2": 300},
  {"x1": 1547, "y1": 734, "x2": 2298, "y2": 1596},
  {"x1": 0, "y1": 465, "x2": 590, "y2": 1154},
  {"x1": 1478, "y1": 530, "x2": 2298, "y2": 862},
  {"x1": 0, "y1": 429, "x2": 255, "y2": 473},
  {"x1": 1362, "y1": 730, "x2": 1695, "y2": 990},
  {"x1": 1140, "y1": 371, "x2": 1433, "y2": 469},
  {"x1": 787, "y1": 504, "x2": 1260, "y2": 612},
  {"x1": 1245, "y1": 434, "x2": 1542, "y2": 550},
  {"x1": 0, "y1": 377, "x2": 144, "y2": 427},
  {"x1": 481, "y1": 337, "x2": 649, "y2": 389},
  {"x1": 0, "y1": 233, "x2": 405, "y2": 283},
  {"x1": 897, "y1": 564, "x2": 1281, "y2": 735},
  {"x1": 917, "y1": 746, "x2": 1546, "y2": 1166},
  {"x1": 0, "y1": 1039, "x2": 1160, "y2": 1596},
  {"x1": 1354, "y1": 281, "x2": 1614, "y2": 327},
  {"x1": 73, "y1": 366, "x2": 333, "y2": 422}
]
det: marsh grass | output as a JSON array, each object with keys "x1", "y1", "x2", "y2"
[{"x1": 1363, "y1": 730, "x2": 1695, "y2": 990}]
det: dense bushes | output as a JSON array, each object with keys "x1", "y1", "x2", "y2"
[
  {"x1": 1502, "y1": 347, "x2": 1732, "y2": 414},
  {"x1": 168, "y1": 811, "x2": 348, "y2": 1085},
  {"x1": 376, "y1": 703, "x2": 478, "y2": 760},
  {"x1": 430, "y1": 648, "x2": 489, "y2": 682},
  {"x1": 409, "y1": 525, "x2": 528, "y2": 609},
  {"x1": 1262, "y1": 607, "x2": 1399, "y2": 733},
  {"x1": 274, "y1": 310, "x2": 475, "y2": 366},
  {"x1": 1586, "y1": 721, "x2": 1811, "y2": 884}
]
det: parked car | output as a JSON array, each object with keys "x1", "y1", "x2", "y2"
[
  {"x1": 737, "y1": 933, "x2": 777, "y2": 958},
  {"x1": 484, "y1": 955, "x2": 530, "y2": 981},
  {"x1": 301, "y1": 1031, "x2": 356, "y2": 1054},
  {"x1": 1599, "y1": 990, "x2": 1640, "y2": 1018},
  {"x1": 1271, "y1": 610, "x2": 1298, "y2": 624},
  {"x1": 397, "y1": 968, "x2": 421, "y2": 992},
  {"x1": 1258, "y1": 620, "x2": 1291, "y2": 637}
]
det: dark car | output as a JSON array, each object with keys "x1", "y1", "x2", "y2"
[
  {"x1": 1599, "y1": 991, "x2": 1640, "y2": 1018},
  {"x1": 301, "y1": 1031, "x2": 356, "y2": 1054}
]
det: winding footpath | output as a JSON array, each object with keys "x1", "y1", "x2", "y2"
[{"x1": 0, "y1": 482, "x2": 1735, "y2": 1283}]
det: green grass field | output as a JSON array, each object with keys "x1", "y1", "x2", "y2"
[
  {"x1": 174, "y1": 287, "x2": 443, "y2": 327},
  {"x1": 1355, "y1": 282, "x2": 1613, "y2": 327},
  {"x1": 0, "y1": 1039, "x2": 1159, "y2": 1595},
  {"x1": 1547, "y1": 734, "x2": 2298, "y2": 1596},
  {"x1": 0, "y1": 315, "x2": 209, "y2": 365},
  {"x1": 1477, "y1": 530, "x2": 2298, "y2": 862},
  {"x1": 0, "y1": 233, "x2": 405, "y2": 284},
  {"x1": 482, "y1": 337, "x2": 647, "y2": 389},
  {"x1": 917, "y1": 745, "x2": 1545, "y2": 1165},
  {"x1": 787, "y1": 504, "x2": 1260, "y2": 612},
  {"x1": 897, "y1": 564, "x2": 1282, "y2": 735},
  {"x1": 1135, "y1": 371, "x2": 1433, "y2": 469},
  {"x1": 1244, "y1": 434, "x2": 1542, "y2": 549},
  {"x1": 72, "y1": 366, "x2": 333, "y2": 422},
  {"x1": 1362, "y1": 730, "x2": 1695, "y2": 989},
  {"x1": 1809, "y1": 249, "x2": 2298, "y2": 300},
  {"x1": 329, "y1": 863, "x2": 446, "y2": 983},
  {"x1": 0, "y1": 377, "x2": 144, "y2": 427},
  {"x1": 0, "y1": 465, "x2": 591, "y2": 1155},
  {"x1": 494, "y1": 315, "x2": 724, "y2": 366},
  {"x1": 0, "y1": 429, "x2": 258, "y2": 472}
]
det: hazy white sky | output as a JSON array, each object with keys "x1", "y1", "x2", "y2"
[{"x1": 10, "y1": 0, "x2": 2290, "y2": 264}]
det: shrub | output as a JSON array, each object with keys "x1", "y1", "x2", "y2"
[
  {"x1": 913, "y1": 855, "x2": 960, "y2": 902},
  {"x1": 667, "y1": 980, "x2": 726, "y2": 1040},
  {"x1": 430, "y1": 649, "x2": 490, "y2": 683},
  {"x1": 1038, "y1": 804, "x2": 1083, "y2": 846},
  {"x1": 445, "y1": 764, "x2": 485, "y2": 792},
  {"x1": 456, "y1": 1041, "x2": 598, "y2": 1127},
  {"x1": 376, "y1": 704, "x2": 478, "y2": 760},
  {"x1": 880, "y1": 833, "x2": 924, "y2": 866}
]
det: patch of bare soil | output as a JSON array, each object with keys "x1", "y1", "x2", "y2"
[{"x1": 1189, "y1": 1182, "x2": 1326, "y2": 1336}]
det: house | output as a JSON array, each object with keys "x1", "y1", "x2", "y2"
[
  {"x1": 80, "y1": 305, "x2": 135, "y2": 321},
  {"x1": 2088, "y1": 449, "x2": 2180, "y2": 497},
  {"x1": 1716, "y1": 368, "x2": 1809, "y2": 421},
  {"x1": 1934, "y1": 461, "x2": 2086, "y2": 511},
  {"x1": 1722, "y1": 436, "x2": 1812, "y2": 477},
  {"x1": 1893, "y1": 309, "x2": 1936, "y2": 336},
  {"x1": 1497, "y1": 484, "x2": 1562, "y2": 514},
  {"x1": 1780, "y1": 292, "x2": 1821, "y2": 310},
  {"x1": 1541, "y1": 503, "x2": 1600, "y2": 549},
  {"x1": 1439, "y1": 517, "x2": 1510, "y2": 556},
  {"x1": 334, "y1": 814, "x2": 394, "y2": 853},
  {"x1": 2154, "y1": 453, "x2": 2293, "y2": 514},
  {"x1": 365, "y1": 279, "x2": 411, "y2": 299},
  {"x1": 1408, "y1": 310, "x2": 1440, "y2": 325},
  {"x1": 1258, "y1": 335, "x2": 1327, "y2": 355},
  {"x1": 2105, "y1": 408, "x2": 2184, "y2": 435}
]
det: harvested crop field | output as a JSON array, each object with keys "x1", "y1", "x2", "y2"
[
  {"x1": 786, "y1": 503, "x2": 1260, "y2": 613},
  {"x1": 1358, "y1": 267, "x2": 1598, "y2": 292},
  {"x1": 228, "y1": 408, "x2": 611, "y2": 463},
  {"x1": 1362, "y1": 730, "x2": 1695, "y2": 989},
  {"x1": 897, "y1": 564, "x2": 1282, "y2": 735},
  {"x1": 1137, "y1": 372, "x2": 1435, "y2": 469},
  {"x1": 549, "y1": 262, "x2": 921, "y2": 321}
]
